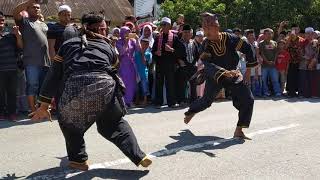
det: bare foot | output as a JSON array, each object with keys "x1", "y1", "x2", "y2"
[
  {"x1": 233, "y1": 131, "x2": 252, "y2": 140},
  {"x1": 184, "y1": 113, "x2": 195, "y2": 124}
]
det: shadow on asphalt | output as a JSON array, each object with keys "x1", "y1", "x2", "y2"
[
  {"x1": 254, "y1": 97, "x2": 320, "y2": 103},
  {"x1": 153, "y1": 129, "x2": 245, "y2": 158},
  {"x1": 127, "y1": 97, "x2": 320, "y2": 115},
  {"x1": 126, "y1": 105, "x2": 187, "y2": 115},
  {"x1": 20, "y1": 156, "x2": 149, "y2": 180},
  {"x1": 68, "y1": 169, "x2": 149, "y2": 180},
  {"x1": 25, "y1": 168, "x2": 149, "y2": 180},
  {"x1": 0, "y1": 173, "x2": 25, "y2": 180},
  {"x1": 0, "y1": 118, "x2": 53, "y2": 130},
  {"x1": 284, "y1": 97, "x2": 320, "y2": 103}
]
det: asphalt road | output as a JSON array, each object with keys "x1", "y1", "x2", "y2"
[{"x1": 0, "y1": 98, "x2": 320, "y2": 180}]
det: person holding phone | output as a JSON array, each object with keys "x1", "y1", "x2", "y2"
[{"x1": 116, "y1": 26, "x2": 140, "y2": 107}]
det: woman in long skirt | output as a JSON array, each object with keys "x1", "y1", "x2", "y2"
[{"x1": 116, "y1": 26, "x2": 140, "y2": 107}]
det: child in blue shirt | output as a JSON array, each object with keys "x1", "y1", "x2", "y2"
[{"x1": 135, "y1": 38, "x2": 152, "y2": 106}]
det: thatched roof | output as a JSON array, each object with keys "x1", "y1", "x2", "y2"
[{"x1": 0, "y1": 0, "x2": 133, "y2": 24}]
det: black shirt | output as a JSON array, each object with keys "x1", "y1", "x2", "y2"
[
  {"x1": 47, "y1": 23, "x2": 79, "y2": 52},
  {"x1": 38, "y1": 37, "x2": 118, "y2": 104},
  {"x1": 0, "y1": 32, "x2": 19, "y2": 71},
  {"x1": 202, "y1": 33, "x2": 257, "y2": 70},
  {"x1": 193, "y1": 40, "x2": 203, "y2": 62},
  {"x1": 152, "y1": 32, "x2": 186, "y2": 63}
]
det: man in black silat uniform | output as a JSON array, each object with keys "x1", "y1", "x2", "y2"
[
  {"x1": 184, "y1": 13, "x2": 258, "y2": 139},
  {"x1": 30, "y1": 14, "x2": 152, "y2": 171}
]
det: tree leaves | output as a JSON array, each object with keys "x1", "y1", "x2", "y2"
[{"x1": 160, "y1": 0, "x2": 320, "y2": 32}]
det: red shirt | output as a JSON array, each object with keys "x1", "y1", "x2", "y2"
[{"x1": 276, "y1": 50, "x2": 290, "y2": 71}]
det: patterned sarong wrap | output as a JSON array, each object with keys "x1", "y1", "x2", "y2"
[{"x1": 58, "y1": 72, "x2": 124, "y2": 132}]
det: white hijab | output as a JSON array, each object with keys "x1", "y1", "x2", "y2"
[{"x1": 139, "y1": 25, "x2": 154, "y2": 48}]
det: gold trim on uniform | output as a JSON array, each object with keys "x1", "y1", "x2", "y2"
[
  {"x1": 39, "y1": 95, "x2": 52, "y2": 101},
  {"x1": 38, "y1": 95, "x2": 52, "y2": 104},
  {"x1": 37, "y1": 100, "x2": 51, "y2": 106},
  {"x1": 213, "y1": 69, "x2": 225, "y2": 81},
  {"x1": 235, "y1": 39, "x2": 244, "y2": 51},
  {"x1": 112, "y1": 58, "x2": 120, "y2": 68},
  {"x1": 208, "y1": 33, "x2": 227, "y2": 57},
  {"x1": 53, "y1": 55, "x2": 63, "y2": 62},
  {"x1": 237, "y1": 125, "x2": 249, "y2": 128},
  {"x1": 216, "y1": 71, "x2": 227, "y2": 84},
  {"x1": 246, "y1": 61, "x2": 259, "y2": 68}
]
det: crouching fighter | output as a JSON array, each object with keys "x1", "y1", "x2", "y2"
[
  {"x1": 184, "y1": 13, "x2": 258, "y2": 139},
  {"x1": 30, "y1": 13, "x2": 152, "y2": 171}
]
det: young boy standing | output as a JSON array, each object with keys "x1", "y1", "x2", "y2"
[{"x1": 276, "y1": 40, "x2": 290, "y2": 94}]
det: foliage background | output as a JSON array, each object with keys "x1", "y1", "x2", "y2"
[{"x1": 160, "y1": 0, "x2": 320, "y2": 32}]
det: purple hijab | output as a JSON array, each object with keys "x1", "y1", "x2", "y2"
[
  {"x1": 116, "y1": 26, "x2": 138, "y2": 57},
  {"x1": 117, "y1": 26, "x2": 131, "y2": 45}
]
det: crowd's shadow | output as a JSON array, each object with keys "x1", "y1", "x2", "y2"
[
  {"x1": 284, "y1": 97, "x2": 320, "y2": 103},
  {"x1": 254, "y1": 96, "x2": 320, "y2": 103},
  {"x1": 152, "y1": 129, "x2": 245, "y2": 158}
]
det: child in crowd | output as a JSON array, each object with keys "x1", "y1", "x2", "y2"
[
  {"x1": 275, "y1": 40, "x2": 290, "y2": 94},
  {"x1": 172, "y1": 14, "x2": 184, "y2": 31},
  {"x1": 134, "y1": 38, "x2": 152, "y2": 106}
]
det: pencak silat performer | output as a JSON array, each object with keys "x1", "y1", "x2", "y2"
[
  {"x1": 30, "y1": 13, "x2": 152, "y2": 171},
  {"x1": 184, "y1": 12, "x2": 258, "y2": 140}
]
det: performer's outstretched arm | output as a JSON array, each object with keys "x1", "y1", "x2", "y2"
[
  {"x1": 30, "y1": 58, "x2": 63, "y2": 121},
  {"x1": 38, "y1": 60, "x2": 63, "y2": 105}
]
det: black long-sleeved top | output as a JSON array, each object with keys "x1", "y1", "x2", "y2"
[
  {"x1": 196, "y1": 32, "x2": 258, "y2": 84},
  {"x1": 38, "y1": 37, "x2": 117, "y2": 104},
  {"x1": 202, "y1": 32, "x2": 258, "y2": 70},
  {"x1": 152, "y1": 32, "x2": 186, "y2": 64},
  {"x1": 0, "y1": 32, "x2": 20, "y2": 71}
]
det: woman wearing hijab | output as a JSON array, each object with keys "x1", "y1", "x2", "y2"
[
  {"x1": 112, "y1": 27, "x2": 120, "y2": 38},
  {"x1": 116, "y1": 26, "x2": 140, "y2": 107},
  {"x1": 139, "y1": 25, "x2": 154, "y2": 48},
  {"x1": 139, "y1": 25, "x2": 157, "y2": 102}
]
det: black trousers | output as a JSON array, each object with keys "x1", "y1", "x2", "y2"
[
  {"x1": 0, "y1": 71, "x2": 17, "y2": 115},
  {"x1": 155, "y1": 59, "x2": 176, "y2": 106},
  {"x1": 286, "y1": 63, "x2": 299, "y2": 96},
  {"x1": 59, "y1": 98, "x2": 146, "y2": 165},
  {"x1": 175, "y1": 66, "x2": 197, "y2": 103},
  {"x1": 186, "y1": 64, "x2": 254, "y2": 128}
]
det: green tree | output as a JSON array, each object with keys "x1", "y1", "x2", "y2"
[
  {"x1": 160, "y1": 0, "x2": 226, "y2": 30},
  {"x1": 160, "y1": 0, "x2": 320, "y2": 33}
]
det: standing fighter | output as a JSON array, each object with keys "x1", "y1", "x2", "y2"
[
  {"x1": 30, "y1": 13, "x2": 152, "y2": 171},
  {"x1": 184, "y1": 13, "x2": 258, "y2": 139}
]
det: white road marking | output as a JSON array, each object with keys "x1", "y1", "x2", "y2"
[
  {"x1": 21, "y1": 123, "x2": 299, "y2": 179},
  {"x1": 15, "y1": 119, "x2": 32, "y2": 123}
]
